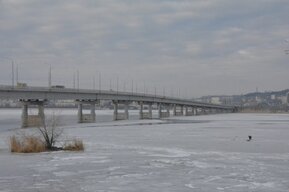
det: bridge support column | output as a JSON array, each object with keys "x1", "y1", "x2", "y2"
[
  {"x1": 148, "y1": 104, "x2": 152, "y2": 118},
  {"x1": 124, "y1": 102, "x2": 129, "y2": 120},
  {"x1": 113, "y1": 100, "x2": 129, "y2": 121},
  {"x1": 78, "y1": 103, "x2": 83, "y2": 123},
  {"x1": 139, "y1": 102, "x2": 153, "y2": 119},
  {"x1": 21, "y1": 103, "x2": 28, "y2": 128},
  {"x1": 185, "y1": 106, "x2": 194, "y2": 116},
  {"x1": 203, "y1": 108, "x2": 206, "y2": 115},
  {"x1": 139, "y1": 102, "x2": 143, "y2": 119},
  {"x1": 38, "y1": 104, "x2": 45, "y2": 122},
  {"x1": 180, "y1": 105, "x2": 183, "y2": 116},
  {"x1": 173, "y1": 104, "x2": 177, "y2": 116},
  {"x1": 201, "y1": 108, "x2": 206, "y2": 115},
  {"x1": 113, "y1": 101, "x2": 118, "y2": 121},
  {"x1": 174, "y1": 105, "x2": 184, "y2": 116},
  {"x1": 212, "y1": 109, "x2": 217, "y2": 114},
  {"x1": 158, "y1": 103, "x2": 162, "y2": 118},
  {"x1": 20, "y1": 99, "x2": 47, "y2": 128},
  {"x1": 194, "y1": 108, "x2": 198, "y2": 115},
  {"x1": 167, "y1": 106, "x2": 170, "y2": 117},
  {"x1": 211, "y1": 109, "x2": 215, "y2": 114},
  {"x1": 158, "y1": 103, "x2": 170, "y2": 118},
  {"x1": 76, "y1": 100, "x2": 97, "y2": 123},
  {"x1": 198, "y1": 108, "x2": 205, "y2": 115},
  {"x1": 91, "y1": 103, "x2": 96, "y2": 122}
]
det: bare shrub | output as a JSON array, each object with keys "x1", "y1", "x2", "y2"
[
  {"x1": 38, "y1": 112, "x2": 63, "y2": 150},
  {"x1": 10, "y1": 135, "x2": 46, "y2": 153},
  {"x1": 63, "y1": 139, "x2": 84, "y2": 151},
  {"x1": 10, "y1": 135, "x2": 21, "y2": 153},
  {"x1": 10, "y1": 111, "x2": 85, "y2": 153}
]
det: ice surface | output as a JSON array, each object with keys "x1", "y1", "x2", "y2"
[{"x1": 0, "y1": 110, "x2": 289, "y2": 191}]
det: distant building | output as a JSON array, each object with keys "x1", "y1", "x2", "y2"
[
  {"x1": 255, "y1": 96, "x2": 262, "y2": 103},
  {"x1": 211, "y1": 97, "x2": 221, "y2": 104},
  {"x1": 277, "y1": 96, "x2": 288, "y2": 104},
  {"x1": 195, "y1": 89, "x2": 289, "y2": 112}
]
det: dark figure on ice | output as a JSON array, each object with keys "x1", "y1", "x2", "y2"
[{"x1": 247, "y1": 135, "x2": 252, "y2": 141}]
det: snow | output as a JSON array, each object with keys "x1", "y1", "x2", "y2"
[{"x1": 0, "y1": 109, "x2": 289, "y2": 191}]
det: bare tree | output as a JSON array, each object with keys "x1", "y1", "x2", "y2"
[{"x1": 38, "y1": 112, "x2": 63, "y2": 150}]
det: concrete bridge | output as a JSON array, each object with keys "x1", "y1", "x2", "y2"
[{"x1": 0, "y1": 85, "x2": 237, "y2": 128}]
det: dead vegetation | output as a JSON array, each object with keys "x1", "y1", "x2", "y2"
[
  {"x1": 10, "y1": 135, "x2": 46, "y2": 153},
  {"x1": 37, "y1": 113, "x2": 63, "y2": 150},
  {"x1": 63, "y1": 139, "x2": 84, "y2": 151},
  {"x1": 10, "y1": 136, "x2": 85, "y2": 153},
  {"x1": 10, "y1": 113, "x2": 85, "y2": 153}
]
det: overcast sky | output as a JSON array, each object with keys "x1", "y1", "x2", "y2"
[{"x1": 0, "y1": 0, "x2": 288, "y2": 98}]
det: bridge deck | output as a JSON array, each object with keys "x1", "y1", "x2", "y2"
[{"x1": 0, "y1": 85, "x2": 234, "y2": 110}]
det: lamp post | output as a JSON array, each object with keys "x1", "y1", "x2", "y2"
[{"x1": 0, "y1": 57, "x2": 15, "y2": 87}]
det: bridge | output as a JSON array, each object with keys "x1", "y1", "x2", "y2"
[{"x1": 0, "y1": 85, "x2": 237, "y2": 128}]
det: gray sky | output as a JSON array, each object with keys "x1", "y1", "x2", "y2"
[{"x1": 0, "y1": 0, "x2": 289, "y2": 98}]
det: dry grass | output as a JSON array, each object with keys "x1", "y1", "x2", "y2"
[
  {"x1": 63, "y1": 139, "x2": 84, "y2": 151},
  {"x1": 10, "y1": 135, "x2": 46, "y2": 153}
]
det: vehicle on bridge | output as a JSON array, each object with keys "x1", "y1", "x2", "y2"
[{"x1": 50, "y1": 85, "x2": 65, "y2": 89}]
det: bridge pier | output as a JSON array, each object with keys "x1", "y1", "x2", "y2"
[
  {"x1": 216, "y1": 109, "x2": 222, "y2": 114},
  {"x1": 139, "y1": 102, "x2": 153, "y2": 119},
  {"x1": 197, "y1": 108, "x2": 206, "y2": 115},
  {"x1": 76, "y1": 100, "x2": 97, "y2": 123},
  {"x1": 185, "y1": 106, "x2": 194, "y2": 116},
  {"x1": 20, "y1": 99, "x2": 46, "y2": 128},
  {"x1": 113, "y1": 101, "x2": 129, "y2": 121},
  {"x1": 203, "y1": 108, "x2": 208, "y2": 115},
  {"x1": 195, "y1": 108, "x2": 199, "y2": 115},
  {"x1": 173, "y1": 104, "x2": 176, "y2": 116},
  {"x1": 206, "y1": 108, "x2": 212, "y2": 115},
  {"x1": 158, "y1": 103, "x2": 170, "y2": 118},
  {"x1": 210, "y1": 109, "x2": 214, "y2": 114},
  {"x1": 191, "y1": 107, "x2": 196, "y2": 116},
  {"x1": 173, "y1": 105, "x2": 184, "y2": 116},
  {"x1": 203, "y1": 108, "x2": 209, "y2": 115}
]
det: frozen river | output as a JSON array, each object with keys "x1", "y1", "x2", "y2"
[{"x1": 0, "y1": 109, "x2": 289, "y2": 192}]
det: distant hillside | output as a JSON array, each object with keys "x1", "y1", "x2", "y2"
[
  {"x1": 197, "y1": 88, "x2": 289, "y2": 112},
  {"x1": 244, "y1": 89, "x2": 289, "y2": 98}
]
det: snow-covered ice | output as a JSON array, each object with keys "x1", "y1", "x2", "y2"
[{"x1": 0, "y1": 109, "x2": 289, "y2": 191}]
